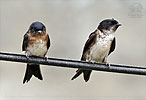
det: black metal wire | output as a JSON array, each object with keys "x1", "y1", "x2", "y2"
[{"x1": 0, "y1": 52, "x2": 146, "y2": 76}]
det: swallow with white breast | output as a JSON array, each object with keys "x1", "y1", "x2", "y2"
[
  {"x1": 22, "y1": 22, "x2": 50, "y2": 84},
  {"x1": 71, "y1": 18, "x2": 121, "y2": 82}
]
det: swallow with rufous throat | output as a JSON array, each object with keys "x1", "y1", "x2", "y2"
[
  {"x1": 22, "y1": 22, "x2": 50, "y2": 84},
  {"x1": 71, "y1": 18, "x2": 121, "y2": 82}
]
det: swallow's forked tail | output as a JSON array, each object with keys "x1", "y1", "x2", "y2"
[
  {"x1": 23, "y1": 64, "x2": 43, "y2": 84},
  {"x1": 71, "y1": 69, "x2": 92, "y2": 82}
]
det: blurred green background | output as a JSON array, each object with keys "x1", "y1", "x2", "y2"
[{"x1": 0, "y1": 0, "x2": 146, "y2": 100}]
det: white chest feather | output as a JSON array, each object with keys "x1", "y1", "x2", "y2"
[
  {"x1": 89, "y1": 34, "x2": 114, "y2": 62},
  {"x1": 27, "y1": 40, "x2": 47, "y2": 56}
]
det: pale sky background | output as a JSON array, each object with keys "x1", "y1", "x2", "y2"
[{"x1": 0, "y1": 0, "x2": 146, "y2": 100}]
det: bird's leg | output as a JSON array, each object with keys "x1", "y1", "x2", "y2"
[
  {"x1": 25, "y1": 51, "x2": 30, "y2": 59},
  {"x1": 44, "y1": 53, "x2": 48, "y2": 60},
  {"x1": 88, "y1": 56, "x2": 96, "y2": 64},
  {"x1": 102, "y1": 61, "x2": 110, "y2": 67},
  {"x1": 90, "y1": 60, "x2": 97, "y2": 64},
  {"x1": 102, "y1": 57, "x2": 110, "y2": 68},
  {"x1": 44, "y1": 56, "x2": 48, "y2": 60}
]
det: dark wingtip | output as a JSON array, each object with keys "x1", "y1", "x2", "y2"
[
  {"x1": 71, "y1": 76, "x2": 76, "y2": 80},
  {"x1": 37, "y1": 75, "x2": 43, "y2": 80},
  {"x1": 23, "y1": 79, "x2": 28, "y2": 84},
  {"x1": 71, "y1": 75, "x2": 77, "y2": 80},
  {"x1": 23, "y1": 76, "x2": 31, "y2": 84},
  {"x1": 23, "y1": 80, "x2": 25, "y2": 84},
  {"x1": 71, "y1": 78, "x2": 74, "y2": 80},
  {"x1": 71, "y1": 69, "x2": 83, "y2": 81}
]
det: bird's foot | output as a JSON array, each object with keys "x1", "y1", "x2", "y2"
[
  {"x1": 102, "y1": 62, "x2": 110, "y2": 68},
  {"x1": 90, "y1": 61, "x2": 96, "y2": 64},
  {"x1": 44, "y1": 56, "x2": 48, "y2": 60},
  {"x1": 25, "y1": 51, "x2": 30, "y2": 59}
]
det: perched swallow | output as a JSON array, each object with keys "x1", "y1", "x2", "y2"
[
  {"x1": 22, "y1": 22, "x2": 50, "y2": 84},
  {"x1": 71, "y1": 18, "x2": 121, "y2": 82}
]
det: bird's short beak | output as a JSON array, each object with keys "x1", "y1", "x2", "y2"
[
  {"x1": 117, "y1": 23, "x2": 122, "y2": 26},
  {"x1": 37, "y1": 30, "x2": 42, "y2": 34}
]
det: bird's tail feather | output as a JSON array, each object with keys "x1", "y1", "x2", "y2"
[
  {"x1": 23, "y1": 64, "x2": 43, "y2": 84},
  {"x1": 83, "y1": 70, "x2": 92, "y2": 82},
  {"x1": 71, "y1": 69, "x2": 83, "y2": 80},
  {"x1": 71, "y1": 69, "x2": 92, "y2": 82}
]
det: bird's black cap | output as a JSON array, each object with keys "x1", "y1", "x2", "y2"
[
  {"x1": 98, "y1": 19, "x2": 121, "y2": 32},
  {"x1": 29, "y1": 22, "x2": 46, "y2": 33}
]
